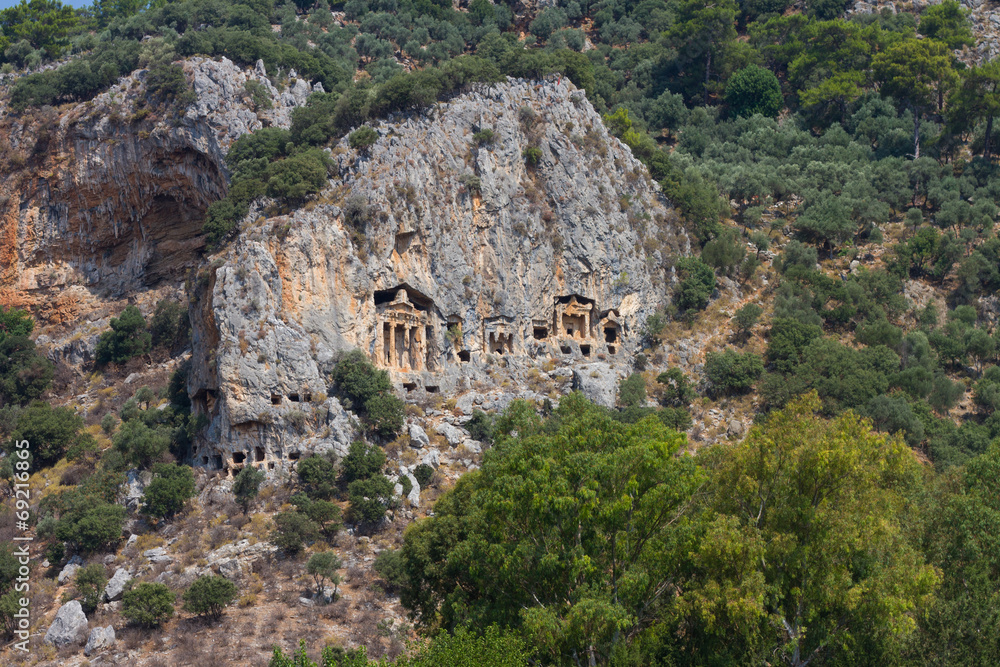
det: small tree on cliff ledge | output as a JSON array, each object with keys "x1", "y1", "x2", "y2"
[
  {"x1": 95, "y1": 305, "x2": 151, "y2": 366},
  {"x1": 331, "y1": 350, "x2": 404, "y2": 438}
]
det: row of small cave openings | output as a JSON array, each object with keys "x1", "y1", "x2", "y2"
[
  {"x1": 375, "y1": 288, "x2": 624, "y2": 371},
  {"x1": 197, "y1": 445, "x2": 280, "y2": 476}
]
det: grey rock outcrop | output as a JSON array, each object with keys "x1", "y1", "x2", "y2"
[
  {"x1": 435, "y1": 423, "x2": 466, "y2": 447},
  {"x1": 2, "y1": 56, "x2": 312, "y2": 307},
  {"x1": 572, "y1": 363, "x2": 620, "y2": 408},
  {"x1": 57, "y1": 556, "x2": 84, "y2": 585},
  {"x1": 103, "y1": 568, "x2": 131, "y2": 602},
  {"x1": 43, "y1": 600, "x2": 88, "y2": 647},
  {"x1": 189, "y1": 76, "x2": 685, "y2": 474},
  {"x1": 409, "y1": 424, "x2": 430, "y2": 448},
  {"x1": 84, "y1": 625, "x2": 115, "y2": 656}
]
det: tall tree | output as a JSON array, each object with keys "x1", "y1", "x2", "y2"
[
  {"x1": 948, "y1": 60, "x2": 1000, "y2": 160},
  {"x1": 873, "y1": 38, "x2": 958, "y2": 159},
  {"x1": 680, "y1": 393, "x2": 938, "y2": 666},
  {"x1": 668, "y1": 0, "x2": 738, "y2": 105},
  {"x1": 399, "y1": 394, "x2": 702, "y2": 665}
]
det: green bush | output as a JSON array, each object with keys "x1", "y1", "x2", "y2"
[
  {"x1": 233, "y1": 465, "x2": 265, "y2": 513},
  {"x1": 473, "y1": 128, "x2": 495, "y2": 145},
  {"x1": 705, "y1": 350, "x2": 765, "y2": 395},
  {"x1": 348, "y1": 125, "x2": 378, "y2": 153},
  {"x1": 465, "y1": 410, "x2": 495, "y2": 443},
  {"x1": 733, "y1": 303, "x2": 763, "y2": 340},
  {"x1": 296, "y1": 455, "x2": 339, "y2": 500},
  {"x1": 373, "y1": 548, "x2": 409, "y2": 593},
  {"x1": 95, "y1": 306, "x2": 151, "y2": 366},
  {"x1": 55, "y1": 500, "x2": 125, "y2": 554},
  {"x1": 183, "y1": 575, "x2": 238, "y2": 619},
  {"x1": 8, "y1": 401, "x2": 94, "y2": 467},
  {"x1": 149, "y1": 300, "x2": 189, "y2": 351},
  {"x1": 141, "y1": 463, "x2": 196, "y2": 520},
  {"x1": 339, "y1": 441, "x2": 385, "y2": 486},
  {"x1": 657, "y1": 368, "x2": 697, "y2": 406},
  {"x1": 0, "y1": 336, "x2": 54, "y2": 407},
  {"x1": 331, "y1": 350, "x2": 403, "y2": 437},
  {"x1": 122, "y1": 582, "x2": 175, "y2": 627},
  {"x1": 75, "y1": 563, "x2": 107, "y2": 614},
  {"x1": 146, "y1": 62, "x2": 195, "y2": 106},
  {"x1": 413, "y1": 463, "x2": 434, "y2": 488},
  {"x1": 522, "y1": 146, "x2": 542, "y2": 167},
  {"x1": 291, "y1": 494, "x2": 343, "y2": 539},
  {"x1": 619, "y1": 373, "x2": 647, "y2": 409},
  {"x1": 271, "y1": 511, "x2": 321, "y2": 554},
  {"x1": 674, "y1": 257, "x2": 717, "y2": 313},
  {"x1": 347, "y1": 475, "x2": 394, "y2": 527},
  {"x1": 726, "y1": 65, "x2": 783, "y2": 118},
  {"x1": 112, "y1": 419, "x2": 170, "y2": 469}
]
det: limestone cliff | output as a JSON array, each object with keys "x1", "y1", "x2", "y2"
[
  {"x1": 188, "y1": 76, "x2": 687, "y2": 473},
  {"x1": 0, "y1": 57, "x2": 309, "y2": 318}
]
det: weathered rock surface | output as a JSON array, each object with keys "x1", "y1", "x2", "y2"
[
  {"x1": 0, "y1": 56, "x2": 310, "y2": 313},
  {"x1": 189, "y1": 76, "x2": 685, "y2": 474},
  {"x1": 572, "y1": 362, "x2": 621, "y2": 408},
  {"x1": 43, "y1": 600, "x2": 88, "y2": 647},
  {"x1": 84, "y1": 625, "x2": 115, "y2": 656},
  {"x1": 57, "y1": 555, "x2": 84, "y2": 585},
  {"x1": 103, "y1": 568, "x2": 132, "y2": 602}
]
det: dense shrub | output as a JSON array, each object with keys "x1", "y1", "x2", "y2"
[
  {"x1": 271, "y1": 510, "x2": 321, "y2": 554},
  {"x1": 296, "y1": 454, "x2": 339, "y2": 500},
  {"x1": 331, "y1": 350, "x2": 404, "y2": 437},
  {"x1": 705, "y1": 350, "x2": 765, "y2": 395},
  {"x1": 141, "y1": 463, "x2": 196, "y2": 520},
  {"x1": 0, "y1": 336, "x2": 54, "y2": 407},
  {"x1": 122, "y1": 582, "x2": 175, "y2": 627},
  {"x1": 413, "y1": 463, "x2": 434, "y2": 488},
  {"x1": 348, "y1": 125, "x2": 378, "y2": 153},
  {"x1": 112, "y1": 419, "x2": 171, "y2": 469},
  {"x1": 674, "y1": 257, "x2": 717, "y2": 313},
  {"x1": 75, "y1": 564, "x2": 107, "y2": 614},
  {"x1": 149, "y1": 299, "x2": 189, "y2": 351},
  {"x1": 347, "y1": 475, "x2": 394, "y2": 527},
  {"x1": 8, "y1": 401, "x2": 94, "y2": 466},
  {"x1": 726, "y1": 65, "x2": 783, "y2": 118},
  {"x1": 183, "y1": 575, "x2": 238, "y2": 619},
  {"x1": 95, "y1": 306, "x2": 151, "y2": 366},
  {"x1": 55, "y1": 499, "x2": 125, "y2": 554},
  {"x1": 465, "y1": 410, "x2": 495, "y2": 443},
  {"x1": 619, "y1": 373, "x2": 647, "y2": 409}
]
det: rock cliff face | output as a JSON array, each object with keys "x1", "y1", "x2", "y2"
[
  {"x1": 188, "y1": 76, "x2": 687, "y2": 474},
  {"x1": 0, "y1": 57, "x2": 308, "y2": 318}
]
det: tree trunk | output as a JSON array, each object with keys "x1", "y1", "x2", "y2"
[
  {"x1": 986, "y1": 115, "x2": 994, "y2": 161},
  {"x1": 912, "y1": 106, "x2": 921, "y2": 160},
  {"x1": 704, "y1": 48, "x2": 712, "y2": 106}
]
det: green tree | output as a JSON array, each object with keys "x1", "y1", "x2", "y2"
[
  {"x1": 271, "y1": 511, "x2": 320, "y2": 555},
  {"x1": 948, "y1": 61, "x2": 1000, "y2": 159},
  {"x1": 668, "y1": 0, "x2": 739, "y2": 104},
  {"x1": 296, "y1": 454, "x2": 339, "y2": 500},
  {"x1": 347, "y1": 475, "x2": 394, "y2": 528},
  {"x1": 183, "y1": 575, "x2": 238, "y2": 620},
  {"x1": 873, "y1": 38, "x2": 959, "y2": 159},
  {"x1": 704, "y1": 349, "x2": 764, "y2": 395},
  {"x1": 141, "y1": 463, "x2": 196, "y2": 520},
  {"x1": 0, "y1": 0, "x2": 78, "y2": 58},
  {"x1": 148, "y1": 299, "x2": 188, "y2": 351},
  {"x1": 75, "y1": 563, "x2": 107, "y2": 614},
  {"x1": 122, "y1": 582, "x2": 174, "y2": 627},
  {"x1": 8, "y1": 401, "x2": 94, "y2": 466},
  {"x1": 55, "y1": 500, "x2": 125, "y2": 554},
  {"x1": 919, "y1": 0, "x2": 974, "y2": 50},
  {"x1": 399, "y1": 394, "x2": 701, "y2": 664},
  {"x1": 233, "y1": 465, "x2": 265, "y2": 514},
  {"x1": 726, "y1": 64, "x2": 782, "y2": 118},
  {"x1": 674, "y1": 257, "x2": 717, "y2": 313},
  {"x1": 681, "y1": 393, "x2": 938, "y2": 664},
  {"x1": 348, "y1": 125, "x2": 378, "y2": 154},
  {"x1": 112, "y1": 419, "x2": 170, "y2": 469},
  {"x1": 0, "y1": 306, "x2": 34, "y2": 342},
  {"x1": 95, "y1": 305, "x2": 151, "y2": 366},
  {"x1": 306, "y1": 551, "x2": 342, "y2": 599},
  {"x1": 732, "y1": 303, "x2": 763, "y2": 341},
  {"x1": 338, "y1": 441, "x2": 385, "y2": 487},
  {"x1": 618, "y1": 373, "x2": 646, "y2": 409}
]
